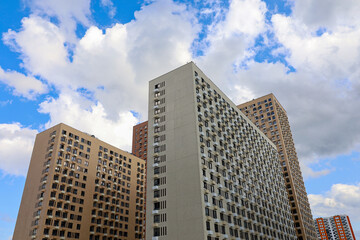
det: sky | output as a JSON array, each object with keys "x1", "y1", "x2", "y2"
[{"x1": 0, "y1": 0, "x2": 359, "y2": 239}]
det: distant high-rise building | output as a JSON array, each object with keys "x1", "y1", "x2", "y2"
[
  {"x1": 132, "y1": 121, "x2": 148, "y2": 161},
  {"x1": 13, "y1": 123, "x2": 146, "y2": 240},
  {"x1": 314, "y1": 215, "x2": 356, "y2": 240},
  {"x1": 238, "y1": 94, "x2": 317, "y2": 239},
  {"x1": 132, "y1": 121, "x2": 149, "y2": 238},
  {"x1": 145, "y1": 62, "x2": 296, "y2": 239}
]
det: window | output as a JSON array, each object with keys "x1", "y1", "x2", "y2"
[
  {"x1": 221, "y1": 225, "x2": 226, "y2": 234},
  {"x1": 205, "y1": 207, "x2": 210, "y2": 216},
  {"x1": 206, "y1": 221, "x2": 211, "y2": 230},
  {"x1": 154, "y1": 190, "x2": 160, "y2": 198},
  {"x1": 154, "y1": 202, "x2": 160, "y2": 210},
  {"x1": 214, "y1": 223, "x2": 219, "y2": 233},
  {"x1": 154, "y1": 228, "x2": 160, "y2": 236},
  {"x1": 213, "y1": 210, "x2": 217, "y2": 218}
]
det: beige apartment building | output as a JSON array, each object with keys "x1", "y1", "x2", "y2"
[
  {"x1": 13, "y1": 123, "x2": 146, "y2": 240},
  {"x1": 238, "y1": 94, "x2": 317, "y2": 240},
  {"x1": 145, "y1": 62, "x2": 297, "y2": 240}
]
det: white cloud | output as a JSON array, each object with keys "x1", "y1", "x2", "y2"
[
  {"x1": 4, "y1": 0, "x2": 199, "y2": 120},
  {"x1": 26, "y1": 0, "x2": 91, "y2": 41},
  {"x1": 100, "y1": 0, "x2": 117, "y2": 18},
  {"x1": 2, "y1": 0, "x2": 360, "y2": 180},
  {"x1": 0, "y1": 66, "x2": 47, "y2": 99},
  {"x1": 309, "y1": 183, "x2": 360, "y2": 216},
  {"x1": 0, "y1": 123, "x2": 38, "y2": 176},
  {"x1": 290, "y1": 0, "x2": 360, "y2": 30},
  {"x1": 3, "y1": 16, "x2": 70, "y2": 88},
  {"x1": 309, "y1": 183, "x2": 360, "y2": 236},
  {"x1": 28, "y1": 0, "x2": 90, "y2": 25},
  {"x1": 0, "y1": 0, "x2": 200, "y2": 175},
  {"x1": 202, "y1": 0, "x2": 267, "y2": 42},
  {"x1": 272, "y1": 13, "x2": 360, "y2": 82},
  {"x1": 300, "y1": 163, "x2": 332, "y2": 180},
  {"x1": 38, "y1": 92, "x2": 138, "y2": 151},
  {"x1": 196, "y1": 0, "x2": 268, "y2": 91},
  {"x1": 248, "y1": 2, "x2": 360, "y2": 174},
  {"x1": 222, "y1": 0, "x2": 267, "y2": 38},
  {"x1": 193, "y1": 0, "x2": 360, "y2": 177},
  {"x1": 232, "y1": 85, "x2": 256, "y2": 105}
]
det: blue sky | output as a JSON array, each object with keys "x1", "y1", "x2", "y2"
[{"x1": 1, "y1": 0, "x2": 360, "y2": 239}]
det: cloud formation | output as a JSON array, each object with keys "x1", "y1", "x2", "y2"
[
  {"x1": 205, "y1": 0, "x2": 360, "y2": 177},
  {"x1": 3, "y1": 0, "x2": 198, "y2": 118},
  {"x1": 291, "y1": 0, "x2": 360, "y2": 30},
  {"x1": 100, "y1": 0, "x2": 117, "y2": 18},
  {"x1": 0, "y1": 0, "x2": 200, "y2": 176},
  {"x1": 38, "y1": 92, "x2": 138, "y2": 151},
  {"x1": 0, "y1": 123, "x2": 37, "y2": 176},
  {"x1": 0, "y1": 66, "x2": 47, "y2": 99},
  {"x1": 26, "y1": 0, "x2": 91, "y2": 41},
  {"x1": 0, "y1": 0, "x2": 360, "y2": 182},
  {"x1": 197, "y1": 0, "x2": 267, "y2": 85}
]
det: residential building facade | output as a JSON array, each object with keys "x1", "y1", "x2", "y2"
[
  {"x1": 314, "y1": 215, "x2": 356, "y2": 240},
  {"x1": 238, "y1": 94, "x2": 317, "y2": 240},
  {"x1": 132, "y1": 121, "x2": 149, "y2": 238},
  {"x1": 13, "y1": 123, "x2": 146, "y2": 240},
  {"x1": 132, "y1": 121, "x2": 148, "y2": 161},
  {"x1": 145, "y1": 62, "x2": 297, "y2": 240}
]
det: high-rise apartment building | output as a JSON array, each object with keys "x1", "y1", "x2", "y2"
[
  {"x1": 132, "y1": 121, "x2": 148, "y2": 161},
  {"x1": 314, "y1": 215, "x2": 356, "y2": 240},
  {"x1": 132, "y1": 121, "x2": 149, "y2": 239},
  {"x1": 13, "y1": 123, "x2": 146, "y2": 240},
  {"x1": 145, "y1": 62, "x2": 296, "y2": 240},
  {"x1": 237, "y1": 94, "x2": 317, "y2": 240}
]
